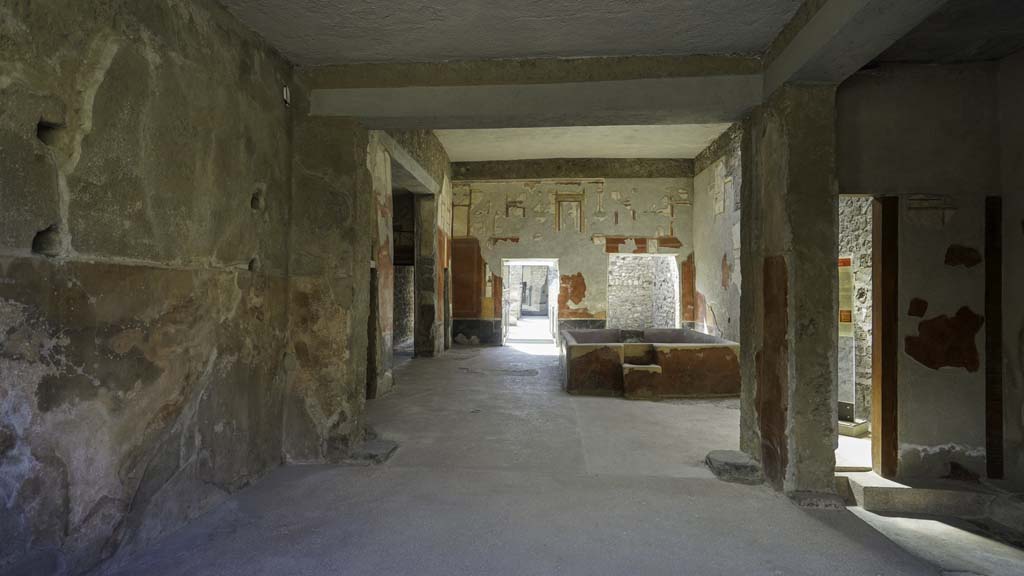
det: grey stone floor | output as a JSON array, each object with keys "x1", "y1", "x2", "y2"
[{"x1": 106, "y1": 343, "x2": 938, "y2": 576}]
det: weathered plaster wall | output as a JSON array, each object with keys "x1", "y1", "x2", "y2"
[
  {"x1": 999, "y1": 50, "x2": 1024, "y2": 488},
  {"x1": 838, "y1": 196, "x2": 873, "y2": 422},
  {"x1": 450, "y1": 177, "x2": 694, "y2": 330},
  {"x1": 838, "y1": 63, "x2": 998, "y2": 479},
  {"x1": 0, "y1": 1, "x2": 294, "y2": 573},
  {"x1": 693, "y1": 125, "x2": 743, "y2": 342}
]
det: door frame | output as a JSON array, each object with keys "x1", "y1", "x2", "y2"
[{"x1": 872, "y1": 196, "x2": 899, "y2": 478}]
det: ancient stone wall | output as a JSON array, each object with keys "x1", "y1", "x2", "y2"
[
  {"x1": 693, "y1": 125, "x2": 743, "y2": 341},
  {"x1": 0, "y1": 3, "x2": 455, "y2": 573},
  {"x1": 0, "y1": 1, "x2": 295, "y2": 573},
  {"x1": 839, "y1": 63, "x2": 998, "y2": 479},
  {"x1": 607, "y1": 255, "x2": 680, "y2": 330},
  {"x1": 838, "y1": 196, "x2": 873, "y2": 422}
]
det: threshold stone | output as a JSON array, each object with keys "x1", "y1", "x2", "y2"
[{"x1": 705, "y1": 450, "x2": 763, "y2": 485}]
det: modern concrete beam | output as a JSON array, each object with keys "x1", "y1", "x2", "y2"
[
  {"x1": 310, "y1": 75, "x2": 762, "y2": 130},
  {"x1": 764, "y1": 0, "x2": 947, "y2": 96},
  {"x1": 452, "y1": 158, "x2": 694, "y2": 181},
  {"x1": 377, "y1": 132, "x2": 439, "y2": 195},
  {"x1": 301, "y1": 55, "x2": 762, "y2": 90}
]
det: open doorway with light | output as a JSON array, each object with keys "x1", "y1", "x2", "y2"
[
  {"x1": 835, "y1": 195, "x2": 886, "y2": 473},
  {"x1": 501, "y1": 258, "x2": 559, "y2": 344}
]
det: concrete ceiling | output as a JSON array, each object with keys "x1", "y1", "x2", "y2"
[
  {"x1": 434, "y1": 125, "x2": 732, "y2": 162},
  {"x1": 877, "y1": 0, "x2": 1024, "y2": 63},
  {"x1": 218, "y1": 0, "x2": 802, "y2": 65}
]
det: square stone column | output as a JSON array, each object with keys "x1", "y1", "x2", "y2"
[
  {"x1": 285, "y1": 113, "x2": 373, "y2": 462},
  {"x1": 415, "y1": 195, "x2": 444, "y2": 357},
  {"x1": 741, "y1": 84, "x2": 839, "y2": 495}
]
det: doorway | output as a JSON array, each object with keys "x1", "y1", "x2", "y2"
[
  {"x1": 501, "y1": 259, "x2": 559, "y2": 344},
  {"x1": 835, "y1": 195, "x2": 873, "y2": 471},
  {"x1": 834, "y1": 195, "x2": 898, "y2": 477}
]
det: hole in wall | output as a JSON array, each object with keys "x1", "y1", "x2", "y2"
[
  {"x1": 248, "y1": 256, "x2": 261, "y2": 273},
  {"x1": 251, "y1": 190, "x2": 266, "y2": 212},
  {"x1": 31, "y1": 225, "x2": 61, "y2": 257},
  {"x1": 36, "y1": 120, "x2": 63, "y2": 146}
]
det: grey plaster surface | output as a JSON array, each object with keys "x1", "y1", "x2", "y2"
[
  {"x1": 106, "y1": 343, "x2": 938, "y2": 576},
  {"x1": 309, "y1": 75, "x2": 763, "y2": 130},
  {"x1": 435, "y1": 125, "x2": 732, "y2": 162},
  {"x1": 219, "y1": 0, "x2": 801, "y2": 65}
]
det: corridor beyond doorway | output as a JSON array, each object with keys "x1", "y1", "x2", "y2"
[
  {"x1": 506, "y1": 316, "x2": 554, "y2": 343},
  {"x1": 502, "y1": 258, "x2": 559, "y2": 345}
]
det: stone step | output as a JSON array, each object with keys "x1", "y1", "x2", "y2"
[
  {"x1": 705, "y1": 450, "x2": 764, "y2": 485},
  {"x1": 837, "y1": 472, "x2": 997, "y2": 517}
]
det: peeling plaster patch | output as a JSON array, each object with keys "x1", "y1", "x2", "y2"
[
  {"x1": 558, "y1": 273, "x2": 594, "y2": 319},
  {"x1": 905, "y1": 306, "x2": 984, "y2": 372},
  {"x1": 908, "y1": 298, "x2": 929, "y2": 318},
  {"x1": 944, "y1": 244, "x2": 982, "y2": 268}
]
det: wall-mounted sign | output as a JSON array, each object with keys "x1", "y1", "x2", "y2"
[{"x1": 838, "y1": 257, "x2": 854, "y2": 337}]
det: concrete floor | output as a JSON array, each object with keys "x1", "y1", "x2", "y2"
[{"x1": 107, "y1": 343, "x2": 939, "y2": 576}]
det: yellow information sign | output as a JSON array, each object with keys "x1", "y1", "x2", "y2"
[{"x1": 838, "y1": 257, "x2": 854, "y2": 337}]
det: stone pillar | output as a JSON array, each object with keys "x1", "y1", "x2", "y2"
[
  {"x1": 415, "y1": 195, "x2": 443, "y2": 356},
  {"x1": 741, "y1": 84, "x2": 838, "y2": 495},
  {"x1": 367, "y1": 134, "x2": 395, "y2": 399},
  {"x1": 284, "y1": 113, "x2": 372, "y2": 461}
]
